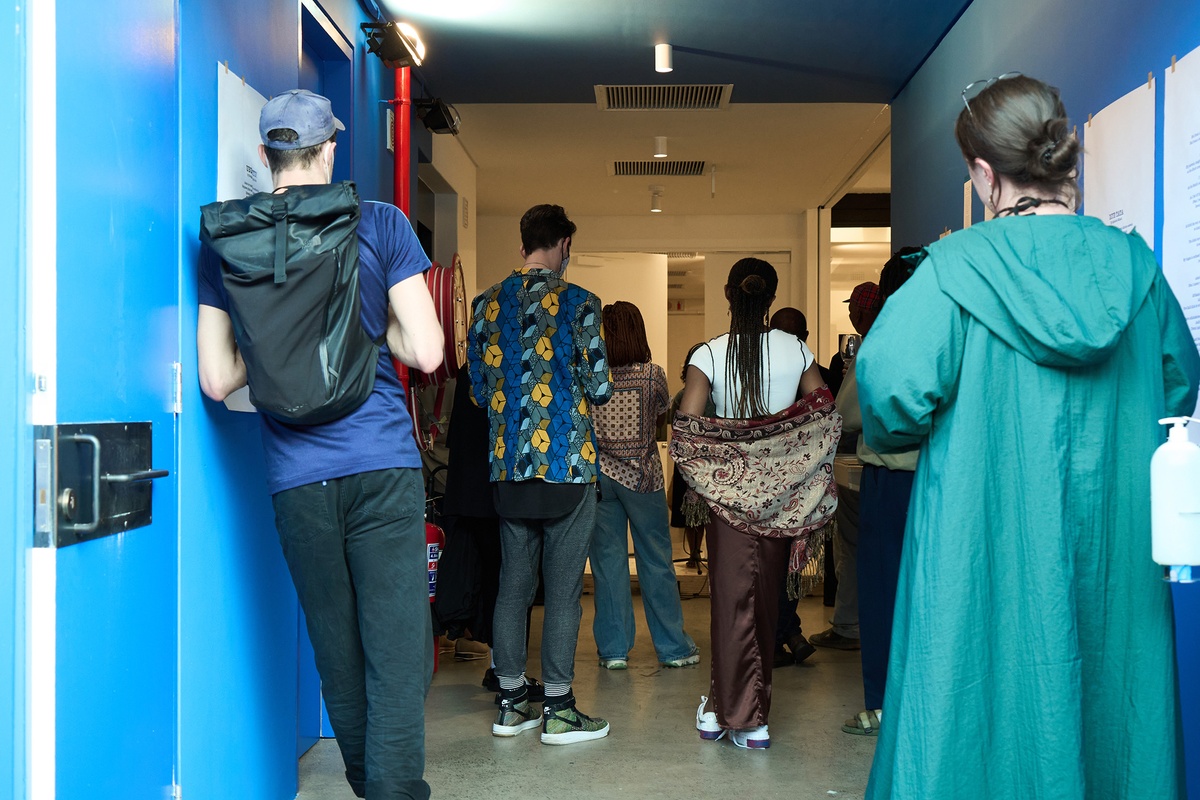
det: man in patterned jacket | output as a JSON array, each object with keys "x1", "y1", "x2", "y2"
[{"x1": 467, "y1": 204, "x2": 613, "y2": 745}]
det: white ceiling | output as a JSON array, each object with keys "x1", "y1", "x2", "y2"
[{"x1": 453, "y1": 101, "x2": 891, "y2": 218}]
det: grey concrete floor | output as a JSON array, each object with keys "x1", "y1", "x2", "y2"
[{"x1": 297, "y1": 579, "x2": 876, "y2": 800}]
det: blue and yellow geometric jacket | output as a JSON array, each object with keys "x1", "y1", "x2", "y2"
[{"x1": 467, "y1": 267, "x2": 612, "y2": 484}]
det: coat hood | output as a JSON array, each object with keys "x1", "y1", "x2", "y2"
[{"x1": 929, "y1": 215, "x2": 1157, "y2": 367}]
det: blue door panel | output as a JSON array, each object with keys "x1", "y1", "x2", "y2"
[
  {"x1": 1, "y1": 1, "x2": 28, "y2": 797},
  {"x1": 56, "y1": 536, "x2": 177, "y2": 797},
  {"x1": 177, "y1": 1, "x2": 307, "y2": 796},
  {"x1": 55, "y1": 0, "x2": 178, "y2": 796}
]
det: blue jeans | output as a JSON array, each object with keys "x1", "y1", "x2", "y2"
[
  {"x1": 590, "y1": 474, "x2": 696, "y2": 662},
  {"x1": 272, "y1": 468, "x2": 432, "y2": 800}
]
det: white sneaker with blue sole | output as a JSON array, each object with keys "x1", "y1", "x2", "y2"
[{"x1": 696, "y1": 696, "x2": 724, "y2": 741}]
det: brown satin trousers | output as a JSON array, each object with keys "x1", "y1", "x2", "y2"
[{"x1": 706, "y1": 516, "x2": 792, "y2": 730}]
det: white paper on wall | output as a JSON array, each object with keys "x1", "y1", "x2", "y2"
[
  {"x1": 1164, "y1": 46, "x2": 1200, "y2": 433},
  {"x1": 1083, "y1": 81, "x2": 1156, "y2": 248},
  {"x1": 214, "y1": 63, "x2": 272, "y2": 414},
  {"x1": 216, "y1": 64, "x2": 273, "y2": 201}
]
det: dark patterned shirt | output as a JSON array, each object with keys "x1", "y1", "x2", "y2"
[
  {"x1": 467, "y1": 267, "x2": 612, "y2": 484},
  {"x1": 591, "y1": 362, "x2": 670, "y2": 493}
]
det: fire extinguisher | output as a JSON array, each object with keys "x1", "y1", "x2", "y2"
[
  {"x1": 426, "y1": 520, "x2": 445, "y2": 602},
  {"x1": 426, "y1": 519, "x2": 445, "y2": 672}
]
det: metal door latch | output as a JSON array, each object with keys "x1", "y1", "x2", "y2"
[{"x1": 34, "y1": 422, "x2": 170, "y2": 548}]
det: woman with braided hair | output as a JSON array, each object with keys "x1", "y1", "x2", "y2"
[{"x1": 672, "y1": 258, "x2": 840, "y2": 749}]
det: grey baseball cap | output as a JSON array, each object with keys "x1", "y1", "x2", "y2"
[{"x1": 259, "y1": 89, "x2": 345, "y2": 150}]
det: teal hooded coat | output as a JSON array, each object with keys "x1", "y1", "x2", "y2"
[{"x1": 857, "y1": 215, "x2": 1199, "y2": 799}]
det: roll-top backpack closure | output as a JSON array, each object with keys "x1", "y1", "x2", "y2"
[{"x1": 199, "y1": 181, "x2": 382, "y2": 425}]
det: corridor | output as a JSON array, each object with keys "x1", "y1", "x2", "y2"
[{"x1": 298, "y1": 589, "x2": 876, "y2": 799}]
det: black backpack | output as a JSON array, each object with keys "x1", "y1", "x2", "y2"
[{"x1": 200, "y1": 181, "x2": 381, "y2": 425}]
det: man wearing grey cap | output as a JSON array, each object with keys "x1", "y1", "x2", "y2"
[{"x1": 197, "y1": 89, "x2": 443, "y2": 799}]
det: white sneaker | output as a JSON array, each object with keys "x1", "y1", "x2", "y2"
[
  {"x1": 729, "y1": 724, "x2": 770, "y2": 749},
  {"x1": 662, "y1": 652, "x2": 700, "y2": 668},
  {"x1": 695, "y1": 696, "x2": 724, "y2": 741},
  {"x1": 599, "y1": 658, "x2": 628, "y2": 670}
]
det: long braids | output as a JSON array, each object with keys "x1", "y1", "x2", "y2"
[{"x1": 724, "y1": 258, "x2": 778, "y2": 418}]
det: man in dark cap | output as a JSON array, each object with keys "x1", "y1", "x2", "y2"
[{"x1": 197, "y1": 89, "x2": 443, "y2": 799}]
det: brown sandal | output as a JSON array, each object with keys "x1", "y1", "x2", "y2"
[{"x1": 842, "y1": 709, "x2": 882, "y2": 736}]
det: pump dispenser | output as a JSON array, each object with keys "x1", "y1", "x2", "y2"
[{"x1": 1151, "y1": 417, "x2": 1200, "y2": 578}]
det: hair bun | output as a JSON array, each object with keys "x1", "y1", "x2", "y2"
[
  {"x1": 1027, "y1": 118, "x2": 1078, "y2": 182},
  {"x1": 740, "y1": 274, "x2": 767, "y2": 295}
]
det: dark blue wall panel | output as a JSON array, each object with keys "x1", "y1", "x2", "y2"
[
  {"x1": 891, "y1": 2, "x2": 1200, "y2": 795},
  {"x1": 0, "y1": 1, "x2": 27, "y2": 798},
  {"x1": 178, "y1": 1, "x2": 409, "y2": 797},
  {"x1": 892, "y1": 0, "x2": 1200, "y2": 250}
]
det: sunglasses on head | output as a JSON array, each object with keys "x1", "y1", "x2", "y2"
[{"x1": 961, "y1": 71, "x2": 1022, "y2": 117}]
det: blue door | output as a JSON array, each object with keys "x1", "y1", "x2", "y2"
[
  {"x1": 2, "y1": 2, "x2": 29, "y2": 797},
  {"x1": 49, "y1": 0, "x2": 179, "y2": 796}
]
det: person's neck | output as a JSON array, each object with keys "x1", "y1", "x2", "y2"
[
  {"x1": 271, "y1": 169, "x2": 331, "y2": 193},
  {"x1": 522, "y1": 250, "x2": 561, "y2": 273},
  {"x1": 994, "y1": 187, "x2": 1073, "y2": 216}
]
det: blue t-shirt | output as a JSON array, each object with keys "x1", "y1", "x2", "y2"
[{"x1": 199, "y1": 199, "x2": 430, "y2": 494}]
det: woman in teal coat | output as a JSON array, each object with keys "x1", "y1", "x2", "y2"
[{"x1": 858, "y1": 74, "x2": 1200, "y2": 799}]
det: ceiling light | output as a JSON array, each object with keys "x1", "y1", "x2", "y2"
[
  {"x1": 650, "y1": 184, "x2": 663, "y2": 213},
  {"x1": 653, "y1": 136, "x2": 668, "y2": 158},
  {"x1": 361, "y1": 21, "x2": 426, "y2": 68},
  {"x1": 655, "y1": 43, "x2": 673, "y2": 73}
]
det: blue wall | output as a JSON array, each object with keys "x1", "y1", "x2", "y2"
[
  {"x1": 891, "y1": 1, "x2": 1200, "y2": 795},
  {"x1": 0, "y1": 1, "x2": 27, "y2": 798},
  {"x1": 177, "y1": 1, "x2": 405, "y2": 796}
]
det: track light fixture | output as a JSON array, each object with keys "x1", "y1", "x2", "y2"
[
  {"x1": 654, "y1": 136, "x2": 668, "y2": 158},
  {"x1": 415, "y1": 98, "x2": 461, "y2": 134},
  {"x1": 361, "y1": 21, "x2": 426, "y2": 68},
  {"x1": 650, "y1": 185, "x2": 664, "y2": 213}
]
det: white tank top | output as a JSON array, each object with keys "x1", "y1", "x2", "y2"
[{"x1": 687, "y1": 329, "x2": 814, "y2": 418}]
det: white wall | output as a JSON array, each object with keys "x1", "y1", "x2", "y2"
[
  {"x1": 428, "y1": 135, "x2": 478, "y2": 298},
  {"x1": 666, "y1": 312, "x2": 705, "y2": 397},
  {"x1": 477, "y1": 211, "x2": 819, "y2": 335},
  {"x1": 571, "y1": 252, "x2": 667, "y2": 371}
]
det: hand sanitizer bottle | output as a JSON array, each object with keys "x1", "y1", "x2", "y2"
[{"x1": 1151, "y1": 417, "x2": 1200, "y2": 580}]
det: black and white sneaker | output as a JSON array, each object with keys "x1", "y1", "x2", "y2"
[
  {"x1": 492, "y1": 689, "x2": 541, "y2": 737},
  {"x1": 541, "y1": 694, "x2": 609, "y2": 745}
]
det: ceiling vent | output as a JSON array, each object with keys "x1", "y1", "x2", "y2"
[
  {"x1": 667, "y1": 270, "x2": 688, "y2": 277},
  {"x1": 666, "y1": 252, "x2": 699, "y2": 260},
  {"x1": 609, "y1": 160, "x2": 706, "y2": 177},
  {"x1": 667, "y1": 283, "x2": 685, "y2": 289},
  {"x1": 594, "y1": 84, "x2": 733, "y2": 111}
]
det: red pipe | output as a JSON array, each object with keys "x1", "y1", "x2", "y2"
[
  {"x1": 389, "y1": 68, "x2": 414, "y2": 415},
  {"x1": 393, "y1": 66, "x2": 411, "y2": 215}
]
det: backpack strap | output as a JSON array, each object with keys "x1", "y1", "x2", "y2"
[{"x1": 271, "y1": 196, "x2": 288, "y2": 284}]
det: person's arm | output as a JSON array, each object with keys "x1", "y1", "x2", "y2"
[
  {"x1": 197, "y1": 305, "x2": 247, "y2": 402},
  {"x1": 652, "y1": 364, "x2": 671, "y2": 424},
  {"x1": 799, "y1": 362, "x2": 825, "y2": 397},
  {"x1": 387, "y1": 273, "x2": 443, "y2": 374},
  {"x1": 1154, "y1": 270, "x2": 1200, "y2": 416},
  {"x1": 678, "y1": 365, "x2": 713, "y2": 417},
  {"x1": 856, "y1": 258, "x2": 966, "y2": 452},
  {"x1": 464, "y1": 294, "x2": 490, "y2": 409},
  {"x1": 574, "y1": 292, "x2": 612, "y2": 405}
]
